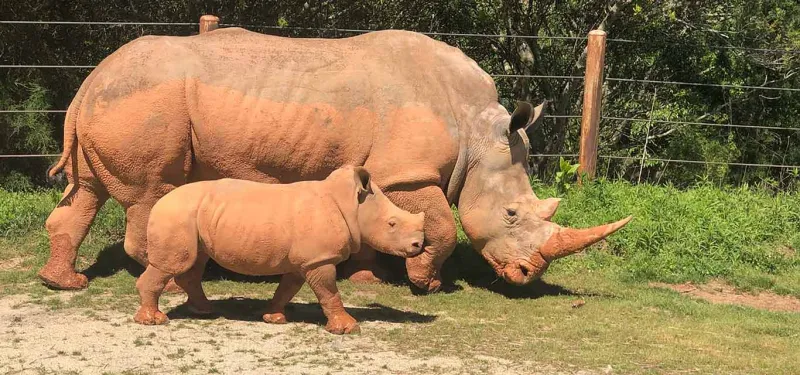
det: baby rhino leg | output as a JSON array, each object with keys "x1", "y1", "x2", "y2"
[
  {"x1": 263, "y1": 272, "x2": 304, "y2": 324},
  {"x1": 305, "y1": 264, "x2": 359, "y2": 334},
  {"x1": 134, "y1": 265, "x2": 172, "y2": 325},
  {"x1": 134, "y1": 202, "x2": 199, "y2": 325},
  {"x1": 174, "y1": 252, "x2": 212, "y2": 315}
]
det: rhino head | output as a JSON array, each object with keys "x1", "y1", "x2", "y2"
[
  {"x1": 349, "y1": 167, "x2": 426, "y2": 258},
  {"x1": 457, "y1": 101, "x2": 632, "y2": 285}
]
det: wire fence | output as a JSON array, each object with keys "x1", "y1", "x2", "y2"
[{"x1": 2, "y1": 18, "x2": 800, "y2": 173}]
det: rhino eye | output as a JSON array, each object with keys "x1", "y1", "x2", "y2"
[
  {"x1": 388, "y1": 219, "x2": 397, "y2": 227},
  {"x1": 505, "y1": 208, "x2": 517, "y2": 216}
]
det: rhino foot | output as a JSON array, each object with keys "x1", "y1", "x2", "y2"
[
  {"x1": 262, "y1": 312, "x2": 288, "y2": 324},
  {"x1": 134, "y1": 307, "x2": 169, "y2": 325},
  {"x1": 347, "y1": 270, "x2": 383, "y2": 284},
  {"x1": 325, "y1": 313, "x2": 360, "y2": 335},
  {"x1": 38, "y1": 264, "x2": 88, "y2": 290}
]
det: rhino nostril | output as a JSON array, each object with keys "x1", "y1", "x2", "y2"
[
  {"x1": 519, "y1": 263, "x2": 531, "y2": 277},
  {"x1": 411, "y1": 241, "x2": 422, "y2": 249}
]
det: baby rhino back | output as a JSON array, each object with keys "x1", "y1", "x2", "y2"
[{"x1": 196, "y1": 179, "x2": 354, "y2": 276}]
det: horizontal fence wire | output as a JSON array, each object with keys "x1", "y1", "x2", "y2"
[
  {"x1": 599, "y1": 155, "x2": 800, "y2": 169},
  {"x1": 0, "y1": 20, "x2": 197, "y2": 26},
  {"x1": 4, "y1": 20, "x2": 800, "y2": 54},
  {"x1": 0, "y1": 110, "x2": 67, "y2": 113},
  {"x1": 601, "y1": 116, "x2": 800, "y2": 131},
  {"x1": 531, "y1": 154, "x2": 800, "y2": 169},
  {"x1": 0, "y1": 154, "x2": 60, "y2": 158},
  {"x1": 605, "y1": 77, "x2": 800, "y2": 92},
  {"x1": 0, "y1": 65, "x2": 795, "y2": 93}
]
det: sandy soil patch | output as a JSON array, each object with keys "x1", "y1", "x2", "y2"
[
  {"x1": 651, "y1": 280, "x2": 800, "y2": 313},
  {"x1": 0, "y1": 294, "x2": 586, "y2": 375},
  {"x1": 0, "y1": 257, "x2": 30, "y2": 271}
]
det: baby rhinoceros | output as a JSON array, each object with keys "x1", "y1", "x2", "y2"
[{"x1": 133, "y1": 166, "x2": 425, "y2": 334}]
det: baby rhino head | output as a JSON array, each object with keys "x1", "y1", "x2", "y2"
[{"x1": 331, "y1": 166, "x2": 425, "y2": 258}]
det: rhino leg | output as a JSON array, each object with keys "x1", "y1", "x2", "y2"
[
  {"x1": 339, "y1": 245, "x2": 389, "y2": 284},
  {"x1": 124, "y1": 203, "x2": 185, "y2": 294},
  {"x1": 174, "y1": 252, "x2": 212, "y2": 315},
  {"x1": 385, "y1": 185, "x2": 456, "y2": 293},
  {"x1": 306, "y1": 263, "x2": 360, "y2": 335},
  {"x1": 39, "y1": 180, "x2": 109, "y2": 290},
  {"x1": 134, "y1": 264, "x2": 172, "y2": 325},
  {"x1": 262, "y1": 272, "x2": 304, "y2": 324}
]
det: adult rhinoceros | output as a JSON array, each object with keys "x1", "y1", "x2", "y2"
[{"x1": 40, "y1": 27, "x2": 630, "y2": 293}]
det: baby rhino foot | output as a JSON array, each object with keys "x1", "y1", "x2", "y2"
[
  {"x1": 325, "y1": 313, "x2": 360, "y2": 335},
  {"x1": 262, "y1": 311, "x2": 288, "y2": 324},
  {"x1": 134, "y1": 307, "x2": 169, "y2": 325}
]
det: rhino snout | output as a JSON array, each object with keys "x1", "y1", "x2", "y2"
[
  {"x1": 404, "y1": 231, "x2": 425, "y2": 258},
  {"x1": 501, "y1": 258, "x2": 545, "y2": 286}
]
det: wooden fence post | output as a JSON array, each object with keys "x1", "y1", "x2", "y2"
[
  {"x1": 199, "y1": 15, "x2": 219, "y2": 34},
  {"x1": 578, "y1": 29, "x2": 607, "y2": 182}
]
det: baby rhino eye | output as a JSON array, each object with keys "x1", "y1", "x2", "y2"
[
  {"x1": 505, "y1": 208, "x2": 517, "y2": 216},
  {"x1": 388, "y1": 219, "x2": 397, "y2": 227}
]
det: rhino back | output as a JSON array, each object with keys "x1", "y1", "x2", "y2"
[
  {"x1": 182, "y1": 28, "x2": 496, "y2": 189},
  {"x1": 194, "y1": 179, "x2": 353, "y2": 275}
]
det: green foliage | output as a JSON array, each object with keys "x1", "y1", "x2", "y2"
[
  {"x1": 553, "y1": 157, "x2": 580, "y2": 195},
  {"x1": 1, "y1": 1, "x2": 799, "y2": 189},
  {"x1": 544, "y1": 181, "x2": 800, "y2": 284},
  {"x1": 0, "y1": 188, "x2": 125, "y2": 238}
]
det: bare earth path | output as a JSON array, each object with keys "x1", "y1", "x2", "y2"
[{"x1": 0, "y1": 294, "x2": 581, "y2": 375}]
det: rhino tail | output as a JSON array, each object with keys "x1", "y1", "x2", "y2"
[{"x1": 47, "y1": 69, "x2": 99, "y2": 184}]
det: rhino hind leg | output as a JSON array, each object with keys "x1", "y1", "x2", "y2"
[
  {"x1": 134, "y1": 264, "x2": 172, "y2": 325},
  {"x1": 262, "y1": 272, "x2": 304, "y2": 324},
  {"x1": 385, "y1": 185, "x2": 457, "y2": 294},
  {"x1": 39, "y1": 181, "x2": 109, "y2": 290},
  {"x1": 174, "y1": 252, "x2": 212, "y2": 315}
]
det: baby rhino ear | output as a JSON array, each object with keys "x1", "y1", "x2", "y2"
[{"x1": 353, "y1": 166, "x2": 372, "y2": 196}]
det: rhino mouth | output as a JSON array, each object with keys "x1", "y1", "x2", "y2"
[{"x1": 501, "y1": 259, "x2": 537, "y2": 285}]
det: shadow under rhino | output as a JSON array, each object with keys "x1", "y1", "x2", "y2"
[
  {"x1": 78, "y1": 241, "x2": 610, "y2": 301},
  {"x1": 165, "y1": 297, "x2": 436, "y2": 325}
]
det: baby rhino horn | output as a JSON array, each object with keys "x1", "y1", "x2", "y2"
[{"x1": 539, "y1": 216, "x2": 633, "y2": 261}]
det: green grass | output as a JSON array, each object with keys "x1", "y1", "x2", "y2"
[{"x1": 1, "y1": 182, "x2": 799, "y2": 373}]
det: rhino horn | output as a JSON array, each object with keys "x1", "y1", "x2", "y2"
[
  {"x1": 533, "y1": 197, "x2": 561, "y2": 221},
  {"x1": 539, "y1": 216, "x2": 633, "y2": 261}
]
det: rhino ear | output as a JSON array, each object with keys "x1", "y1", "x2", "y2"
[
  {"x1": 527, "y1": 100, "x2": 549, "y2": 130},
  {"x1": 509, "y1": 100, "x2": 550, "y2": 137},
  {"x1": 353, "y1": 166, "x2": 372, "y2": 196},
  {"x1": 509, "y1": 101, "x2": 534, "y2": 133}
]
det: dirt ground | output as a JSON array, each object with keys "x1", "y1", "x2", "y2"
[
  {"x1": 650, "y1": 280, "x2": 800, "y2": 313},
  {"x1": 0, "y1": 294, "x2": 592, "y2": 375}
]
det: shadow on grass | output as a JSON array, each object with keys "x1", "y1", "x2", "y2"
[
  {"x1": 80, "y1": 240, "x2": 605, "y2": 300},
  {"x1": 83, "y1": 241, "x2": 143, "y2": 281},
  {"x1": 165, "y1": 297, "x2": 437, "y2": 325}
]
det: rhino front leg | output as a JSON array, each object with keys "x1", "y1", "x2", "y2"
[
  {"x1": 385, "y1": 185, "x2": 456, "y2": 293},
  {"x1": 39, "y1": 183, "x2": 109, "y2": 290},
  {"x1": 262, "y1": 272, "x2": 304, "y2": 324},
  {"x1": 305, "y1": 263, "x2": 360, "y2": 334},
  {"x1": 339, "y1": 245, "x2": 389, "y2": 283}
]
